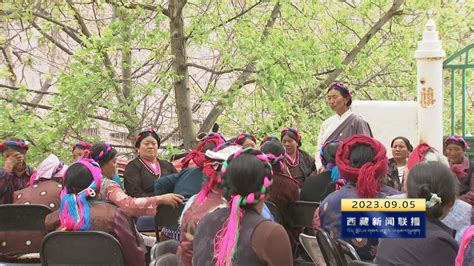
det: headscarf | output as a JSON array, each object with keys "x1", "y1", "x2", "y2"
[
  {"x1": 280, "y1": 128, "x2": 302, "y2": 147},
  {"x1": 336, "y1": 135, "x2": 388, "y2": 198},
  {"x1": 195, "y1": 145, "x2": 242, "y2": 203},
  {"x1": 233, "y1": 133, "x2": 257, "y2": 146},
  {"x1": 135, "y1": 129, "x2": 161, "y2": 148},
  {"x1": 0, "y1": 139, "x2": 29, "y2": 153},
  {"x1": 181, "y1": 133, "x2": 226, "y2": 168},
  {"x1": 59, "y1": 159, "x2": 102, "y2": 231},
  {"x1": 407, "y1": 143, "x2": 435, "y2": 171},
  {"x1": 72, "y1": 141, "x2": 93, "y2": 152},
  {"x1": 29, "y1": 154, "x2": 68, "y2": 185},
  {"x1": 444, "y1": 136, "x2": 471, "y2": 151},
  {"x1": 328, "y1": 82, "x2": 352, "y2": 107},
  {"x1": 214, "y1": 148, "x2": 273, "y2": 266}
]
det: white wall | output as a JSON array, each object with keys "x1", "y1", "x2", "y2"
[{"x1": 351, "y1": 100, "x2": 419, "y2": 154}]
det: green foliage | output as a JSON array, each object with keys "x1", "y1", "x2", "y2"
[{"x1": 1, "y1": 0, "x2": 473, "y2": 165}]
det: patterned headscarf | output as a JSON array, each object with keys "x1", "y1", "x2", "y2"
[
  {"x1": 29, "y1": 154, "x2": 67, "y2": 185},
  {"x1": 233, "y1": 133, "x2": 257, "y2": 146},
  {"x1": 336, "y1": 135, "x2": 388, "y2": 198},
  {"x1": 135, "y1": 129, "x2": 161, "y2": 148},
  {"x1": 280, "y1": 128, "x2": 302, "y2": 147},
  {"x1": 72, "y1": 141, "x2": 93, "y2": 152},
  {"x1": 0, "y1": 139, "x2": 29, "y2": 153},
  {"x1": 444, "y1": 136, "x2": 470, "y2": 151}
]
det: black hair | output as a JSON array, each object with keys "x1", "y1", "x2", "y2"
[
  {"x1": 321, "y1": 142, "x2": 340, "y2": 167},
  {"x1": 90, "y1": 143, "x2": 117, "y2": 167},
  {"x1": 261, "y1": 140, "x2": 285, "y2": 171},
  {"x1": 349, "y1": 144, "x2": 375, "y2": 168},
  {"x1": 64, "y1": 163, "x2": 93, "y2": 194},
  {"x1": 407, "y1": 161, "x2": 457, "y2": 219},
  {"x1": 280, "y1": 130, "x2": 301, "y2": 147},
  {"x1": 390, "y1": 136, "x2": 413, "y2": 152},
  {"x1": 327, "y1": 86, "x2": 352, "y2": 107},
  {"x1": 221, "y1": 152, "x2": 272, "y2": 202},
  {"x1": 135, "y1": 130, "x2": 161, "y2": 148}
]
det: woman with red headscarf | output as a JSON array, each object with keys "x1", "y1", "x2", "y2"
[
  {"x1": 177, "y1": 144, "x2": 241, "y2": 266},
  {"x1": 154, "y1": 132, "x2": 226, "y2": 241},
  {"x1": 280, "y1": 128, "x2": 315, "y2": 187},
  {"x1": 314, "y1": 135, "x2": 400, "y2": 261}
]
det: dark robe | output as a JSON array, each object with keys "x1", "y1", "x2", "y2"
[
  {"x1": 0, "y1": 164, "x2": 34, "y2": 204},
  {"x1": 300, "y1": 171, "x2": 336, "y2": 202},
  {"x1": 124, "y1": 157, "x2": 177, "y2": 197},
  {"x1": 375, "y1": 218, "x2": 458, "y2": 266},
  {"x1": 325, "y1": 113, "x2": 373, "y2": 143}
]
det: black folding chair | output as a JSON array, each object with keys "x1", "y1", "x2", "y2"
[
  {"x1": 0, "y1": 204, "x2": 51, "y2": 231},
  {"x1": 315, "y1": 228, "x2": 344, "y2": 266},
  {"x1": 40, "y1": 231, "x2": 125, "y2": 265},
  {"x1": 288, "y1": 201, "x2": 320, "y2": 228},
  {"x1": 150, "y1": 239, "x2": 179, "y2": 265},
  {"x1": 337, "y1": 239, "x2": 361, "y2": 264},
  {"x1": 155, "y1": 253, "x2": 179, "y2": 266},
  {"x1": 299, "y1": 233, "x2": 326, "y2": 265},
  {"x1": 265, "y1": 200, "x2": 283, "y2": 224},
  {"x1": 155, "y1": 204, "x2": 185, "y2": 228},
  {"x1": 0, "y1": 204, "x2": 52, "y2": 262}
]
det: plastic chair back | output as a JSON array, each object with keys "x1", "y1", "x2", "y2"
[
  {"x1": 288, "y1": 201, "x2": 320, "y2": 228},
  {"x1": 40, "y1": 231, "x2": 125, "y2": 265},
  {"x1": 0, "y1": 204, "x2": 51, "y2": 231}
]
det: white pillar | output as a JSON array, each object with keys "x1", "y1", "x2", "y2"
[{"x1": 414, "y1": 19, "x2": 446, "y2": 151}]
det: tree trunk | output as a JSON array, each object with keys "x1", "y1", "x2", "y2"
[{"x1": 169, "y1": 0, "x2": 195, "y2": 149}]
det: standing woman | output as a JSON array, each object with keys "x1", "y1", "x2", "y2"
[
  {"x1": 384, "y1": 136, "x2": 413, "y2": 191},
  {"x1": 444, "y1": 136, "x2": 474, "y2": 205},
  {"x1": 281, "y1": 128, "x2": 315, "y2": 187},
  {"x1": 124, "y1": 129, "x2": 177, "y2": 197},
  {"x1": 315, "y1": 82, "x2": 372, "y2": 170}
]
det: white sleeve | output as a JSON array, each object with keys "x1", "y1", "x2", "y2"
[{"x1": 315, "y1": 120, "x2": 328, "y2": 169}]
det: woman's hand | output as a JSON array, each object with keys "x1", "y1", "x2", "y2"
[
  {"x1": 158, "y1": 193, "x2": 185, "y2": 208},
  {"x1": 4, "y1": 152, "x2": 23, "y2": 173}
]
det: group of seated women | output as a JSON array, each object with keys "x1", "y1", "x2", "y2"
[{"x1": 1, "y1": 127, "x2": 473, "y2": 265}]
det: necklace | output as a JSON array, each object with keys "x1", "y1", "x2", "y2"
[
  {"x1": 139, "y1": 157, "x2": 161, "y2": 177},
  {"x1": 285, "y1": 151, "x2": 300, "y2": 167}
]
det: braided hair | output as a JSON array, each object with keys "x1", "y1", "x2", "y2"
[
  {"x1": 90, "y1": 143, "x2": 117, "y2": 167},
  {"x1": 260, "y1": 140, "x2": 286, "y2": 172},
  {"x1": 59, "y1": 159, "x2": 102, "y2": 231},
  {"x1": 214, "y1": 148, "x2": 273, "y2": 266}
]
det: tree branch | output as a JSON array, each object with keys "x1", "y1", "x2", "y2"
[
  {"x1": 321, "y1": 0, "x2": 404, "y2": 89},
  {"x1": 187, "y1": 62, "x2": 255, "y2": 75},
  {"x1": 198, "y1": 2, "x2": 281, "y2": 134},
  {"x1": 31, "y1": 21, "x2": 74, "y2": 55}
]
